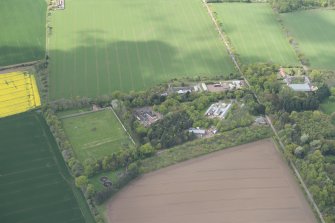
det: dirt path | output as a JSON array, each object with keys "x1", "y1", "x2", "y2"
[
  {"x1": 0, "y1": 60, "x2": 41, "y2": 74},
  {"x1": 107, "y1": 139, "x2": 317, "y2": 223}
]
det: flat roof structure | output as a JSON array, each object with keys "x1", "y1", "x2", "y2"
[{"x1": 289, "y1": 83, "x2": 312, "y2": 92}]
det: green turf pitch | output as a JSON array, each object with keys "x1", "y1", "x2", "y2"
[
  {"x1": 49, "y1": 0, "x2": 236, "y2": 99},
  {"x1": 0, "y1": 0, "x2": 46, "y2": 66},
  {"x1": 281, "y1": 9, "x2": 335, "y2": 71},
  {"x1": 0, "y1": 112, "x2": 94, "y2": 223},
  {"x1": 211, "y1": 3, "x2": 299, "y2": 66},
  {"x1": 61, "y1": 109, "x2": 132, "y2": 162}
]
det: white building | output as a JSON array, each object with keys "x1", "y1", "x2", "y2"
[{"x1": 189, "y1": 128, "x2": 206, "y2": 135}]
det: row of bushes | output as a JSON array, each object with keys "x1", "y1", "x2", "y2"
[
  {"x1": 241, "y1": 63, "x2": 335, "y2": 223},
  {"x1": 272, "y1": 12, "x2": 310, "y2": 66},
  {"x1": 269, "y1": 0, "x2": 335, "y2": 13},
  {"x1": 43, "y1": 108, "x2": 106, "y2": 222}
]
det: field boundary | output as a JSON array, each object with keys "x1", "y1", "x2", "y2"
[
  {"x1": 35, "y1": 113, "x2": 95, "y2": 223},
  {"x1": 60, "y1": 107, "x2": 136, "y2": 145},
  {"x1": 0, "y1": 60, "x2": 41, "y2": 74},
  {"x1": 267, "y1": 118, "x2": 326, "y2": 223},
  {"x1": 109, "y1": 107, "x2": 136, "y2": 145},
  {"x1": 59, "y1": 108, "x2": 109, "y2": 119},
  {"x1": 202, "y1": 0, "x2": 242, "y2": 75}
]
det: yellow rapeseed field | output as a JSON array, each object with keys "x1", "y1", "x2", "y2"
[{"x1": 0, "y1": 72, "x2": 41, "y2": 118}]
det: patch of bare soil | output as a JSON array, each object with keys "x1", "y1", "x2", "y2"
[{"x1": 107, "y1": 139, "x2": 317, "y2": 223}]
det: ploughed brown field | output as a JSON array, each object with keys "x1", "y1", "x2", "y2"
[{"x1": 108, "y1": 139, "x2": 317, "y2": 223}]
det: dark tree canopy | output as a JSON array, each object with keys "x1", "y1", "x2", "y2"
[{"x1": 270, "y1": 0, "x2": 335, "y2": 13}]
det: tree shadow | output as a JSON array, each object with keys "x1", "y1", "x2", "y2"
[
  {"x1": 0, "y1": 46, "x2": 45, "y2": 67},
  {"x1": 48, "y1": 38, "x2": 234, "y2": 99}
]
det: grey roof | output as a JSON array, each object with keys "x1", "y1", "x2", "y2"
[
  {"x1": 255, "y1": 117, "x2": 267, "y2": 124},
  {"x1": 189, "y1": 128, "x2": 206, "y2": 134},
  {"x1": 288, "y1": 83, "x2": 311, "y2": 92}
]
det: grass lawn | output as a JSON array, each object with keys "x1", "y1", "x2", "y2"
[
  {"x1": 211, "y1": 3, "x2": 299, "y2": 66},
  {"x1": 320, "y1": 98, "x2": 335, "y2": 114},
  {"x1": 0, "y1": 112, "x2": 94, "y2": 223},
  {"x1": 49, "y1": 0, "x2": 235, "y2": 99},
  {"x1": 62, "y1": 109, "x2": 132, "y2": 162},
  {"x1": 0, "y1": 0, "x2": 46, "y2": 66},
  {"x1": 281, "y1": 9, "x2": 335, "y2": 70}
]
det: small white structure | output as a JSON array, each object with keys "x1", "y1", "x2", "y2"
[
  {"x1": 201, "y1": 83, "x2": 208, "y2": 91},
  {"x1": 232, "y1": 80, "x2": 242, "y2": 89},
  {"x1": 255, "y1": 116, "x2": 267, "y2": 125},
  {"x1": 177, "y1": 89, "x2": 191, "y2": 94},
  {"x1": 170, "y1": 86, "x2": 193, "y2": 94},
  {"x1": 54, "y1": 0, "x2": 65, "y2": 10},
  {"x1": 205, "y1": 102, "x2": 232, "y2": 119},
  {"x1": 189, "y1": 128, "x2": 206, "y2": 135}
]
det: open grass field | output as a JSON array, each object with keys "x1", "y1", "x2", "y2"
[
  {"x1": 108, "y1": 139, "x2": 317, "y2": 223},
  {"x1": 281, "y1": 9, "x2": 335, "y2": 70},
  {"x1": 49, "y1": 0, "x2": 235, "y2": 99},
  {"x1": 0, "y1": 112, "x2": 94, "y2": 223},
  {"x1": 320, "y1": 99, "x2": 335, "y2": 114},
  {"x1": 62, "y1": 109, "x2": 132, "y2": 162},
  {"x1": 0, "y1": 72, "x2": 41, "y2": 118},
  {"x1": 211, "y1": 3, "x2": 299, "y2": 66},
  {"x1": 0, "y1": 0, "x2": 46, "y2": 66}
]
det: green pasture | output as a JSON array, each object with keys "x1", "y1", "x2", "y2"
[
  {"x1": 320, "y1": 99, "x2": 335, "y2": 114},
  {"x1": 281, "y1": 9, "x2": 335, "y2": 70},
  {"x1": 61, "y1": 109, "x2": 132, "y2": 162},
  {"x1": 0, "y1": 112, "x2": 93, "y2": 223},
  {"x1": 0, "y1": 0, "x2": 46, "y2": 66},
  {"x1": 49, "y1": 0, "x2": 235, "y2": 99},
  {"x1": 211, "y1": 3, "x2": 299, "y2": 66}
]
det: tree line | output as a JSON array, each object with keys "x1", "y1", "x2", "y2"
[
  {"x1": 243, "y1": 63, "x2": 335, "y2": 223},
  {"x1": 42, "y1": 77, "x2": 269, "y2": 222},
  {"x1": 269, "y1": 0, "x2": 335, "y2": 13}
]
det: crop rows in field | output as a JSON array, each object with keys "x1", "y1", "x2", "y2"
[
  {"x1": 48, "y1": 0, "x2": 236, "y2": 99},
  {"x1": 0, "y1": 0, "x2": 46, "y2": 66},
  {"x1": 0, "y1": 112, "x2": 94, "y2": 223},
  {"x1": 0, "y1": 72, "x2": 41, "y2": 118},
  {"x1": 211, "y1": 3, "x2": 299, "y2": 66}
]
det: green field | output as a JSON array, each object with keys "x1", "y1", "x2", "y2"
[
  {"x1": 0, "y1": 0, "x2": 46, "y2": 66},
  {"x1": 49, "y1": 0, "x2": 235, "y2": 99},
  {"x1": 281, "y1": 9, "x2": 335, "y2": 70},
  {"x1": 0, "y1": 112, "x2": 94, "y2": 223},
  {"x1": 211, "y1": 3, "x2": 299, "y2": 66},
  {"x1": 320, "y1": 99, "x2": 335, "y2": 114},
  {"x1": 62, "y1": 110, "x2": 132, "y2": 162}
]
